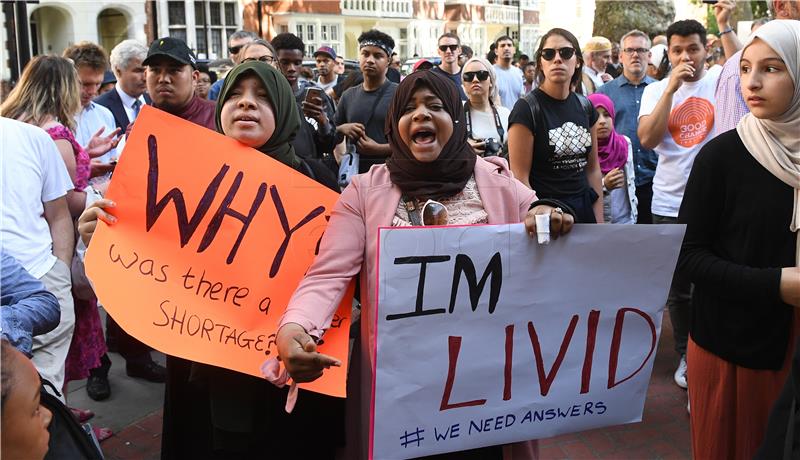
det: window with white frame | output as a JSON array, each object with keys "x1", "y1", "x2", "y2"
[
  {"x1": 207, "y1": 1, "x2": 238, "y2": 58},
  {"x1": 292, "y1": 21, "x2": 343, "y2": 57},
  {"x1": 167, "y1": 1, "x2": 240, "y2": 60},
  {"x1": 167, "y1": 1, "x2": 187, "y2": 43}
]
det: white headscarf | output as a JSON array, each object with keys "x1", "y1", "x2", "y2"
[{"x1": 736, "y1": 20, "x2": 800, "y2": 263}]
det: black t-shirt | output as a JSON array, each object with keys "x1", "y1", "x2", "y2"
[
  {"x1": 334, "y1": 80, "x2": 398, "y2": 173},
  {"x1": 508, "y1": 88, "x2": 598, "y2": 198},
  {"x1": 679, "y1": 130, "x2": 796, "y2": 370},
  {"x1": 431, "y1": 66, "x2": 467, "y2": 101}
]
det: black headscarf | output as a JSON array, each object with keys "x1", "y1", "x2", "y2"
[
  {"x1": 384, "y1": 70, "x2": 476, "y2": 199},
  {"x1": 215, "y1": 61, "x2": 302, "y2": 170}
]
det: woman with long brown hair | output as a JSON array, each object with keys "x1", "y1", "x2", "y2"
[{"x1": 507, "y1": 28, "x2": 604, "y2": 223}]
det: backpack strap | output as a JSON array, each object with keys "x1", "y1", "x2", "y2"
[
  {"x1": 575, "y1": 93, "x2": 595, "y2": 122},
  {"x1": 523, "y1": 90, "x2": 541, "y2": 134}
]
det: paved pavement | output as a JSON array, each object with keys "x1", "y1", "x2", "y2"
[{"x1": 75, "y1": 311, "x2": 690, "y2": 460}]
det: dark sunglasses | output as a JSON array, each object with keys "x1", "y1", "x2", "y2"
[
  {"x1": 242, "y1": 55, "x2": 275, "y2": 64},
  {"x1": 462, "y1": 70, "x2": 490, "y2": 82},
  {"x1": 228, "y1": 45, "x2": 244, "y2": 55},
  {"x1": 541, "y1": 47, "x2": 576, "y2": 61},
  {"x1": 439, "y1": 44, "x2": 459, "y2": 52}
]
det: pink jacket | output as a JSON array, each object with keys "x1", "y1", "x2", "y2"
[{"x1": 277, "y1": 156, "x2": 538, "y2": 459}]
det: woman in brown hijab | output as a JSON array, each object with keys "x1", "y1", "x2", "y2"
[{"x1": 268, "y1": 71, "x2": 575, "y2": 458}]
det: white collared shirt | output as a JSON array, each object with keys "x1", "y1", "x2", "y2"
[
  {"x1": 75, "y1": 101, "x2": 118, "y2": 163},
  {"x1": 583, "y1": 66, "x2": 605, "y2": 91},
  {"x1": 115, "y1": 84, "x2": 146, "y2": 124}
]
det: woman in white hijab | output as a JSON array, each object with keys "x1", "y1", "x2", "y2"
[{"x1": 677, "y1": 19, "x2": 800, "y2": 460}]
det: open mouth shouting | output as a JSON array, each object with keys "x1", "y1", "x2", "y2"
[{"x1": 411, "y1": 126, "x2": 437, "y2": 146}]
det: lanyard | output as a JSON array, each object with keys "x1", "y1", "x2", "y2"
[{"x1": 464, "y1": 101, "x2": 504, "y2": 141}]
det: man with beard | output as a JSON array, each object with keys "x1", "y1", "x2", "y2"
[
  {"x1": 597, "y1": 30, "x2": 657, "y2": 224},
  {"x1": 638, "y1": 20, "x2": 721, "y2": 395},
  {"x1": 492, "y1": 35, "x2": 524, "y2": 109},
  {"x1": 334, "y1": 29, "x2": 398, "y2": 174},
  {"x1": 582, "y1": 36, "x2": 614, "y2": 93}
]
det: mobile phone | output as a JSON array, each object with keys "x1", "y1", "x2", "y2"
[
  {"x1": 701, "y1": 0, "x2": 718, "y2": 4},
  {"x1": 304, "y1": 87, "x2": 324, "y2": 103}
]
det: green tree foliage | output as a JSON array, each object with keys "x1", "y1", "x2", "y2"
[{"x1": 592, "y1": 0, "x2": 676, "y2": 43}]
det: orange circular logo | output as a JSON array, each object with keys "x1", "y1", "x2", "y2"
[{"x1": 668, "y1": 97, "x2": 715, "y2": 148}]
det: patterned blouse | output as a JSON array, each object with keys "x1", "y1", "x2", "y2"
[{"x1": 392, "y1": 176, "x2": 489, "y2": 227}]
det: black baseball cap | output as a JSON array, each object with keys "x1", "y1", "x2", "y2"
[{"x1": 143, "y1": 37, "x2": 197, "y2": 68}]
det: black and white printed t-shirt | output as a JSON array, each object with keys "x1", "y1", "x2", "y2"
[{"x1": 508, "y1": 88, "x2": 598, "y2": 198}]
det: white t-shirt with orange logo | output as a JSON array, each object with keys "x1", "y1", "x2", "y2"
[{"x1": 639, "y1": 65, "x2": 722, "y2": 217}]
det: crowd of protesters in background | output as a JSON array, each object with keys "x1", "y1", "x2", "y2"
[{"x1": 3, "y1": 0, "x2": 800, "y2": 458}]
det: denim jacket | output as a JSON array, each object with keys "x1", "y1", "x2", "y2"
[{"x1": 1, "y1": 253, "x2": 60, "y2": 356}]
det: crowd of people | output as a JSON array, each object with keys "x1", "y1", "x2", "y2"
[{"x1": 1, "y1": 0, "x2": 799, "y2": 458}]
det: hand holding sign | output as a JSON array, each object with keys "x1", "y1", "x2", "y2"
[
  {"x1": 85, "y1": 106, "x2": 352, "y2": 396},
  {"x1": 372, "y1": 223, "x2": 684, "y2": 458}
]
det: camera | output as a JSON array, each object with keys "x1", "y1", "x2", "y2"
[{"x1": 483, "y1": 138, "x2": 502, "y2": 157}]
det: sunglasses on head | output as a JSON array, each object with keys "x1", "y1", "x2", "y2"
[
  {"x1": 541, "y1": 47, "x2": 576, "y2": 61},
  {"x1": 462, "y1": 70, "x2": 490, "y2": 82},
  {"x1": 439, "y1": 44, "x2": 459, "y2": 52},
  {"x1": 228, "y1": 45, "x2": 244, "y2": 55}
]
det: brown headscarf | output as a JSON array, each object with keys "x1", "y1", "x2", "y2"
[{"x1": 384, "y1": 70, "x2": 476, "y2": 199}]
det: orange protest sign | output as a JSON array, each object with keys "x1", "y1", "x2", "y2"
[{"x1": 85, "y1": 106, "x2": 352, "y2": 397}]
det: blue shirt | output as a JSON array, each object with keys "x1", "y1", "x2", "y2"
[
  {"x1": 1, "y1": 253, "x2": 60, "y2": 356},
  {"x1": 209, "y1": 78, "x2": 225, "y2": 101},
  {"x1": 597, "y1": 74, "x2": 657, "y2": 187},
  {"x1": 75, "y1": 101, "x2": 119, "y2": 163}
]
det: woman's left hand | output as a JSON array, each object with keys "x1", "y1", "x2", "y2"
[{"x1": 525, "y1": 205, "x2": 574, "y2": 239}]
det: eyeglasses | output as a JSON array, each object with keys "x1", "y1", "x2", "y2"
[
  {"x1": 622, "y1": 48, "x2": 650, "y2": 55},
  {"x1": 439, "y1": 44, "x2": 459, "y2": 52},
  {"x1": 462, "y1": 70, "x2": 490, "y2": 82},
  {"x1": 422, "y1": 200, "x2": 448, "y2": 226},
  {"x1": 541, "y1": 47, "x2": 576, "y2": 61},
  {"x1": 228, "y1": 45, "x2": 244, "y2": 55},
  {"x1": 242, "y1": 55, "x2": 275, "y2": 64}
]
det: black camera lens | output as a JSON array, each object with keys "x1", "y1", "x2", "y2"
[{"x1": 483, "y1": 138, "x2": 501, "y2": 156}]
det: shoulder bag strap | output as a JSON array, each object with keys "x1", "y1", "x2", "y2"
[
  {"x1": 489, "y1": 102, "x2": 505, "y2": 141},
  {"x1": 523, "y1": 90, "x2": 541, "y2": 134},
  {"x1": 363, "y1": 82, "x2": 391, "y2": 127}
]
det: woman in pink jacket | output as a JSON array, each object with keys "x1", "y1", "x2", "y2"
[{"x1": 272, "y1": 71, "x2": 574, "y2": 459}]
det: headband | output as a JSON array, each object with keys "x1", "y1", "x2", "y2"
[{"x1": 359, "y1": 39, "x2": 393, "y2": 58}]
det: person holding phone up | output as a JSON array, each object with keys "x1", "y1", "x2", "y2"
[{"x1": 271, "y1": 33, "x2": 338, "y2": 167}]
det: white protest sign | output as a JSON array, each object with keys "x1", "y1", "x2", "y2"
[{"x1": 372, "y1": 223, "x2": 684, "y2": 459}]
